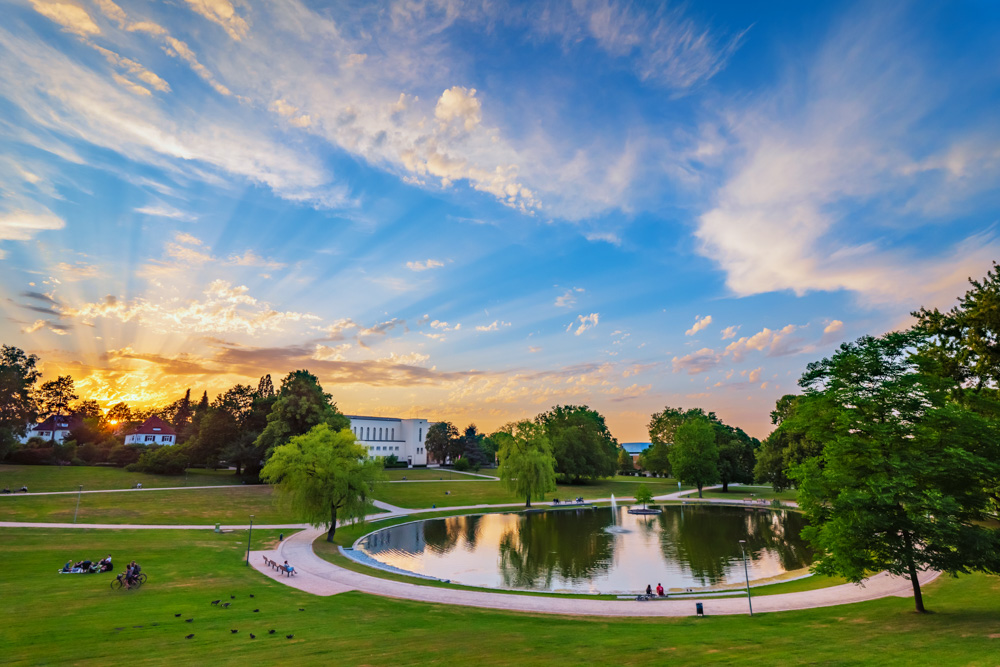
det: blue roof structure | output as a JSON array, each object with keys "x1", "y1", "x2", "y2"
[{"x1": 621, "y1": 442, "x2": 651, "y2": 455}]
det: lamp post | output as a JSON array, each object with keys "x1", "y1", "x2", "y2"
[
  {"x1": 738, "y1": 539, "x2": 753, "y2": 616},
  {"x1": 73, "y1": 485, "x2": 83, "y2": 524},
  {"x1": 245, "y1": 515, "x2": 255, "y2": 565}
]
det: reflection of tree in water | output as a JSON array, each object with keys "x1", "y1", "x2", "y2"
[
  {"x1": 499, "y1": 510, "x2": 614, "y2": 588},
  {"x1": 462, "y1": 514, "x2": 483, "y2": 551},
  {"x1": 422, "y1": 516, "x2": 463, "y2": 555},
  {"x1": 659, "y1": 507, "x2": 813, "y2": 586}
]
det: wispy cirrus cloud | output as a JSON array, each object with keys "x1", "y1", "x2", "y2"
[
  {"x1": 406, "y1": 259, "x2": 444, "y2": 271},
  {"x1": 567, "y1": 313, "x2": 599, "y2": 336}
]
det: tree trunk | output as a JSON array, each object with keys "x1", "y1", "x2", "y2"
[
  {"x1": 525, "y1": 492, "x2": 531, "y2": 508},
  {"x1": 903, "y1": 531, "x2": 926, "y2": 612},
  {"x1": 327, "y1": 504, "x2": 338, "y2": 543},
  {"x1": 722, "y1": 481, "x2": 729, "y2": 492},
  {"x1": 697, "y1": 483, "x2": 703, "y2": 498}
]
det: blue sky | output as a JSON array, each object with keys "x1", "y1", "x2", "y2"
[{"x1": 2, "y1": 0, "x2": 998, "y2": 440}]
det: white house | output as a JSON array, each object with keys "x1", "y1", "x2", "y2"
[
  {"x1": 346, "y1": 415, "x2": 430, "y2": 467},
  {"x1": 124, "y1": 416, "x2": 177, "y2": 445},
  {"x1": 19, "y1": 414, "x2": 80, "y2": 444}
]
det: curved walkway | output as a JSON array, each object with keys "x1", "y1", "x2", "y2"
[{"x1": 251, "y1": 526, "x2": 938, "y2": 617}]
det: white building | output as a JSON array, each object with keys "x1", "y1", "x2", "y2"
[
  {"x1": 346, "y1": 415, "x2": 430, "y2": 467},
  {"x1": 124, "y1": 416, "x2": 177, "y2": 445},
  {"x1": 19, "y1": 414, "x2": 80, "y2": 444}
]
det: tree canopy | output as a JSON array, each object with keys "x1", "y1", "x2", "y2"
[
  {"x1": 261, "y1": 424, "x2": 385, "y2": 541},
  {"x1": 0, "y1": 345, "x2": 40, "y2": 457},
  {"x1": 792, "y1": 330, "x2": 1000, "y2": 612},
  {"x1": 668, "y1": 417, "x2": 719, "y2": 497},
  {"x1": 36, "y1": 375, "x2": 77, "y2": 416},
  {"x1": 425, "y1": 421, "x2": 461, "y2": 464},
  {"x1": 536, "y1": 405, "x2": 618, "y2": 483},
  {"x1": 496, "y1": 420, "x2": 557, "y2": 507}
]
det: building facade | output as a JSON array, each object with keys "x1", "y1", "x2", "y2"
[
  {"x1": 124, "y1": 416, "x2": 177, "y2": 445},
  {"x1": 19, "y1": 414, "x2": 80, "y2": 444},
  {"x1": 346, "y1": 415, "x2": 430, "y2": 466}
]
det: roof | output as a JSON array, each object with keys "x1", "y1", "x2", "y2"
[
  {"x1": 621, "y1": 442, "x2": 651, "y2": 455},
  {"x1": 128, "y1": 415, "x2": 177, "y2": 436},
  {"x1": 344, "y1": 415, "x2": 403, "y2": 423},
  {"x1": 30, "y1": 414, "x2": 81, "y2": 432}
]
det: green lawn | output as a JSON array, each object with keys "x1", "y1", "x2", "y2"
[
  {"x1": 0, "y1": 486, "x2": 296, "y2": 524},
  {"x1": 681, "y1": 486, "x2": 800, "y2": 502},
  {"x1": 384, "y1": 468, "x2": 497, "y2": 480},
  {"x1": 2, "y1": 527, "x2": 998, "y2": 665},
  {"x1": 375, "y1": 478, "x2": 689, "y2": 509},
  {"x1": 0, "y1": 464, "x2": 241, "y2": 492}
]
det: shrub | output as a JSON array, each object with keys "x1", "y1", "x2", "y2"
[
  {"x1": 453, "y1": 457, "x2": 471, "y2": 472},
  {"x1": 128, "y1": 445, "x2": 190, "y2": 475}
]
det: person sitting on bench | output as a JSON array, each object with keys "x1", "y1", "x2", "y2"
[
  {"x1": 283, "y1": 561, "x2": 296, "y2": 576},
  {"x1": 656, "y1": 583, "x2": 664, "y2": 597}
]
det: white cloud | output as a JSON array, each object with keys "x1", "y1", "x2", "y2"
[
  {"x1": 406, "y1": 259, "x2": 445, "y2": 271},
  {"x1": 748, "y1": 367, "x2": 762, "y2": 383},
  {"x1": 567, "y1": 313, "x2": 599, "y2": 336},
  {"x1": 476, "y1": 320, "x2": 510, "y2": 332},
  {"x1": 672, "y1": 348, "x2": 722, "y2": 375},
  {"x1": 182, "y1": 0, "x2": 250, "y2": 41},
  {"x1": 29, "y1": 0, "x2": 100, "y2": 37},
  {"x1": 685, "y1": 314, "x2": 712, "y2": 336},
  {"x1": 554, "y1": 287, "x2": 584, "y2": 308},
  {"x1": 720, "y1": 325, "x2": 740, "y2": 340},
  {"x1": 435, "y1": 86, "x2": 482, "y2": 132},
  {"x1": 134, "y1": 204, "x2": 196, "y2": 221},
  {"x1": 227, "y1": 250, "x2": 286, "y2": 270},
  {"x1": 0, "y1": 209, "x2": 64, "y2": 257},
  {"x1": 823, "y1": 319, "x2": 844, "y2": 335},
  {"x1": 724, "y1": 325, "x2": 798, "y2": 362}
]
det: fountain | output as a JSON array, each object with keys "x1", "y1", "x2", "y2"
[{"x1": 605, "y1": 494, "x2": 630, "y2": 534}]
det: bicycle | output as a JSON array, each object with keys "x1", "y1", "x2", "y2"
[{"x1": 111, "y1": 572, "x2": 148, "y2": 590}]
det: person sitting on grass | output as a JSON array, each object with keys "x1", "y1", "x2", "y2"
[{"x1": 62, "y1": 559, "x2": 74, "y2": 573}]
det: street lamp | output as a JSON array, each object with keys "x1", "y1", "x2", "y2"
[
  {"x1": 245, "y1": 514, "x2": 255, "y2": 565},
  {"x1": 738, "y1": 539, "x2": 753, "y2": 616}
]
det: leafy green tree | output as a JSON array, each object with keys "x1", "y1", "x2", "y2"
[
  {"x1": 0, "y1": 345, "x2": 40, "y2": 458},
  {"x1": 714, "y1": 423, "x2": 758, "y2": 492},
  {"x1": 102, "y1": 402, "x2": 132, "y2": 431},
  {"x1": 253, "y1": 370, "x2": 350, "y2": 475},
  {"x1": 638, "y1": 441, "x2": 671, "y2": 476},
  {"x1": 260, "y1": 424, "x2": 385, "y2": 542},
  {"x1": 754, "y1": 394, "x2": 836, "y2": 491},
  {"x1": 72, "y1": 399, "x2": 102, "y2": 419},
  {"x1": 648, "y1": 406, "x2": 712, "y2": 446},
  {"x1": 536, "y1": 405, "x2": 618, "y2": 483},
  {"x1": 479, "y1": 434, "x2": 500, "y2": 465},
  {"x1": 460, "y1": 424, "x2": 490, "y2": 468},
  {"x1": 669, "y1": 417, "x2": 719, "y2": 497},
  {"x1": 213, "y1": 384, "x2": 257, "y2": 424},
  {"x1": 792, "y1": 331, "x2": 1000, "y2": 613},
  {"x1": 634, "y1": 483, "x2": 653, "y2": 509},
  {"x1": 36, "y1": 375, "x2": 77, "y2": 416},
  {"x1": 425, "y1": 421, "x2": 460, "y2": 464},
  {"x1": 496, "y1": 420, "x2": 557, "y2": 507},
  {"x1": 617, "y1": 447, "x2": 634, "y2": 473},
  {"x1": 189, "y1": 407, "x2": 239, "y2": 467},
  {"x1": 913, "y1": 262, "x2": 1000, "y2": 389}
]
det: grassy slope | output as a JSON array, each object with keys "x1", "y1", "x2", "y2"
[
  {"x1": 0, "y1": 464, "x2": 240, "y2": 492},
  {"x1": 1, "y1": 527, "x2": 998, "y2": 666},
  {"x1": 375, "y1": 478, "x2": 688, "y2": 509},
  {"x1": 0, "y1": 486, "x2": 294, "y2": 524},
  {"x1": 681, "y1": 487, "x2": 800, "y2": 502},
  {"x1": 384, "y1": 468, "x2": 497, "y2": 480}
]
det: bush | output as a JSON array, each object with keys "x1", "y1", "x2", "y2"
[
  {"x1": 453, "y1": 457, "x2": 471, "y2": 472},
  {"x1": 127, "y1": 445, "x2": 190, "y2": 475},
  {"x1": 7, "y1": 447, "x2": 56, "y2": 465}
]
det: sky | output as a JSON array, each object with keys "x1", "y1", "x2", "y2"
[{"x1": 2, "y1": 0, "x2": 999, "y2": 441}]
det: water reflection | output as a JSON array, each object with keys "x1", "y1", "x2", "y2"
[{"x1": 357, "y1": 506, "x2": 813, "y2": 593}]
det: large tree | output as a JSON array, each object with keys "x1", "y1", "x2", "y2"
[
  {"x1": 638, "y1": 441, "x2": 671, "y2": 476},
  {"x1": 714, "y1": 423, "x2": 758, "y2": 492},
  {"x1": 0, "y1": 345, "x2": 40, "y2": 457},
  {"x1": 425, "y1": 421, "x2": 460, "y2": 464},
  {"x1": 668, "y1": 417, "x2": 719, "y2": 497},
  {"x1": 648, "y1": 406, "x2": 713, "y2": 446},
  {"x1": 189, "y1": 407, "x2": 239, "y2": 467},
  {"x1": 36, "y1": 375, "x2": 77, "y2": 416},
  {"x1": 496, "y1": 421, "x2": 557, "y2": 508},
  {"x1": 754, "y1": 394, "x2": 835, "y2": 491},
  {"x1": 792, "y1": 331, "x2": 1000, "y2": 612},
  {"x1": 253, "y1": 370, "x2": 350, "y2": 473},
  {"x1": 536, "y1": 405, "x2": 618, "y2": 483},
  {"x1": 260, "y1": 424, "x2": 385, "y2": 542},
  {"x1": 460, "y1": 423, "x2": 490, "y2": 467}
]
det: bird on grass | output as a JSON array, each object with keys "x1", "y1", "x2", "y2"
[
  {"x1": 222, "y1": 603, "x2": 231, "y2": 608},
  {"x1": 249, "y1": 633, "x2": 256, "y2": 640},
  {"x1": 174, "y1": 614, "x2": 181, "y2": 618},
  {"x1": 268, "y1": 630, "x2": 275, "y2": 634},
  {"x1": 230, "y1": 595, "x2": 235, "y2": 599},
  {"x1": 298, "y1": 608, "x2": 304, "y2": 612},
  {"x1": 231, "y1": 629, "x2": 238, "y2": 634},
  {"x1": 211, "y1": 600, "x2": 220, "y2": 605},
  {"x1": 249, "y1": 594, "x2": 254, "y2": 598},
  {"x1": 286, "y1": 635, "x2": 294, "y2": 639},
  {"x1": 185, "y1": 619, "x2": 193, "y2": 623},
  {"x1": 185, "y1": 634, "x2": 194, "y2": 640},
  {"x1": 252, "y1": 609, "x2": 260, "y2": 613}
]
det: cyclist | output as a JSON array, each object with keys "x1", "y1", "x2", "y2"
[{"x1": 128, "y1": 560, "x2": 141, "y2": 586}]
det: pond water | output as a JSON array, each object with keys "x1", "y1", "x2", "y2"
[{"x1": 355, "y1": 505, "x2": 814, "y2": 594}]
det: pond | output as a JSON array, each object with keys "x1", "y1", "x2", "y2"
[{"x1": 355, "y1": 505, "x2": 814, "y2": 594}]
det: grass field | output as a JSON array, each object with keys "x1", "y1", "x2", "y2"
[
  {"x1": 0, "y1": 486, "x2": 296, "y2": 524},
  {"x1": 0, "y1": 464, "x2": 241, "y2": 492},
  {"x1": 374, "y1": 478, "x2": 690, "y2": 509},
  {"x1": 384, "y1": 468, "x2": 497, "y2": 480},
  {"x1": 2, "y1": 526, "x2": 998, "y2": 665},
  {"x1": 680, "y1": 486, "x2": 800, "y2": 502}
]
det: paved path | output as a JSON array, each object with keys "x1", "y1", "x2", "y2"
[{"x1": 251, "y1": 526, "x2": 938, "y2": 617}]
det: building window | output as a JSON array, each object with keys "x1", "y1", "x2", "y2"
[
  {"x1": 366, "y1": 427, "x2": 370, "y2": 440},
  {"x1": 145, "y1": 435, "x2": 155, "y2": 442},
  {"x1": 419, "y1": 427, "x2": 423, "y2": 442},
  {"x1": 379, "y1": 427, "x2": 382, "y2": 440},
  {"x1": 162, "y1": 436, "x2": 173, "y2": 443},
  {"x1": 391, "y1": 428, "x2": 394, "y2": 440}
]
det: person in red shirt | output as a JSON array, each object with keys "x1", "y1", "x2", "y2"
[{"x1": 656, "y1": 583, "x2": 664, "y2": 597}]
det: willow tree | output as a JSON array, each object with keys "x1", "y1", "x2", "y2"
[
  {"x1": 260, "y1": 424, "x2": 385, "y2": 542},
  {"x1": 495, "y1": 420, "x2": 556, "y2": 508}
]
